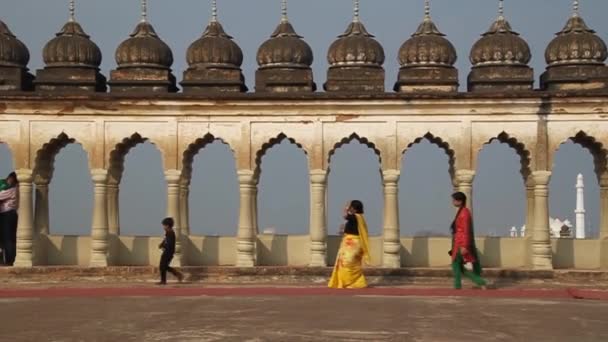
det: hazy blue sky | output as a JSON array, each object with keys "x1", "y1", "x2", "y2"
[{"x1": 1, "y1": 0, "x2": 606, "y2": 238}]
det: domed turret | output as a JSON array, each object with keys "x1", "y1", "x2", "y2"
[
  {"x1": 324, "y1": 0, "x2": 385, "y2": 92},
  {"x1": 109, "y1": 1, "x2": 177, "y2": 93},
  {"x1": 467, "y1": 1, "x2": 534, "y2": 92},
  {"x1": 181, "y1": 0, "x2": 247, "y2": 93},
  {"x1": 35, "y1": 2, "x2": 106, "y2": 92},
  {"x1": 255, "y1": 0, "x2": 315, "y2": 93},
  {"x1": 0, "y1": 19, "x2": 33, "y2": 91},
  {"x1": 541, "y1": 1, "x2": 608, "y2": 91},
  {"x1": 394, "y1": 1, "x2": 458, "y2": 93}
]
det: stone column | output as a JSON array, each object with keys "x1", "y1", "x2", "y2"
[
  {"x1": 600, "y1": 174, "x2": 608, "y2": 239},
  {"x1": 179, "y1": 183, "x2": 190, "y2": 236},
  {"x1": 165, "y1": 169, "x2": 184, "y2": 266},
  {"x1": 107, "y1": 182, "x2": 120, "y2": 235},
  {"x1": 309, "y1": 169, "x2": 327, "y2": 267},
  {"x1": 34, "y1": 180, "x2": 50, "y2": 235},
  {"x1": 14, "y1": 169, "x2": 35, "y2": 267},
  {"x1": 90, "y1": 169, "x2": 109, "y2": 267},
  {"x1": 531, "y1": 171, "x2": 553, "y2": 270},
  {"x1": 237, "y1": 170, "x2": 256, "y2": 267},
  {"x1": 525, "y1": 179, "x2": 535, "y2": 237},
  {"x1": 382, "y1": 169, "x2": 401, "y2": 268},
  {"x1": 455, "y1": 170, "x2": 475, "y2": 211}
]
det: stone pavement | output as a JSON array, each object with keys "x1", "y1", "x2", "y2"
[{"x1": 0, "y1": 289, "x2": 607, "y2": 342}]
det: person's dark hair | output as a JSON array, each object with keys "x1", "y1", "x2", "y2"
[
  {"x1": 162, "y1": 217, "x2": 174, "y2": 228},
  {"x1": 350, "y1": 200, "x2": 364, "y2": 214},
  {"x1": 7, "y1": 172, "x2": 17, "y2": 184},
  {"x1": 452, "y1": 192, "x2": 467, "y2": 205}
]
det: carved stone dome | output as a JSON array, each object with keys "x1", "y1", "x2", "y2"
[
  {"x1": 0, "y1": 20, "x2": 30, "y2": 68},
  {"x1": 545, "y1": 15, "x2": 607, "y2": 67},
  {"x1": 115, "y1": 21, "x2": 173, "y2": 69},
  {"x1": 43, "y1": 21, "x2": 102, "y2": 68},
  {"x1": 470, "y1": 16, "x2": 531, "y2": 67},
  {"x1": 187, "y1": 21, "x2": 243, "y2": 69},
  {"x1": 257, "y1": 21, "x2": 313, "y2": 69},
  {"x1": 327, "y1": 21, "x2": 384, "y2": 67},
  {"x1": 398, "y1": 18, "x2": 456, "y2": 67}
]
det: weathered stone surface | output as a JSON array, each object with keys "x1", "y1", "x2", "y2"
[
  {"x1": 468, "y1": 65, "x2": 534, "y2": 92},
  {"x1": 255, "y1": 68, "x2": 315, "y2": 93},
  {"x1": 325, "y1": 67, "x2": 384, "y2": 92},
  {"x1": 395, "y1": 67, "x2": 458, "y2": 93}
]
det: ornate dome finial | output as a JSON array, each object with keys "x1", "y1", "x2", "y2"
[
  {"x1": 0, "y1": 20, "x2": 33, "y2": 91},
  {"x1": 498, "y1": 0, "x2": 504, "y2": 19},
  {"x1": 541, "y1": 0, "x2": 608, "y2": 91},
  {"x1": 141, "y1": 0, "x2": 148, "y2": 23},
  {"x1": 69, "y1": 0, "x2": 75, "y2": 22},
  {"x1": 255, "y1": 0, "x2": 315, "y2": 92},
  {"x1": 325, "y1": 0, "x2": 385, "y2": 92},
  {"x1": 573, "y1": 0, "x2": 580, "y2": 17},
  {"x1": 211, "y1": 0, "x2": 218, "y2": 22},
  {"x1": 35, "y1": 0, "x2": 106, "y2": 92},
  {"x1": 467, "y1": 0, "x2": 533, "y2": 92},
  {"x1": 424, "y1": 0, "x2": 431, "y2": 20},
  {"x1": 281, "y1": 0, "x2": 288, "y2": 23},
  {"x1": 182, "y1": 0, "x2": 247, "y2": 93},
  {"x1": 110, "y1": 0, "x2": 177, "y2": 92}
]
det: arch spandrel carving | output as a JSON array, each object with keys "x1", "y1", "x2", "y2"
[
  {"x1": 397, "y1": 122, "x2": 464, "y2": 170},
  {"x1": 30, "y1": 122, "x2": 96, "y2": 171},
  {"x1": 33, "y1": 133, "x2": 92, "y2": 181},
  {"x1": 548, "y1": 121, "x2": 608, "y2": 174},
  {"x1": 326, "y1": 133, "x2": 384, "y2": 172},
  {"x1": 473, "y1": 131, "x2": 534, "y2": 182},
  {"x1": 250, "y1": 123, "x2": 315, "y2": 171},
  {"x1": 401, "y1": 133, "x2": 457, "y2": 180},
  {"x1": 181, "y1": 133, "x2": 236, "y2": 183},
  {"x1": 107, "y1": 133, "x2": 166, "y2": 185},
  {"x1": 253, "y1": 133, "x2": 310, "y2": 181},
  {"x1": 104, "y1": 122, "x2": 173, "y2": 171},
  {"x1": 551, "y1": 131, "x2": 608, "y2": 181}
]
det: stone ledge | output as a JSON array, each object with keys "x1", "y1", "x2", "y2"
[{"x1": 1, "y1": 266, "x2": 607, "y2": 284}]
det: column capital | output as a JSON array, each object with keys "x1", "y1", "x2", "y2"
[
  {"x1": 237, "y1": 170, "x2": 255, "y2": 185},
  {"x1": 15, "y1": 169, "x2": 33, "y2": 183},
  {"x1": 164, "y1": 169, "x2": 181, "y2": 184},
  {"x1": 532, "y1": 170, "x2": 552, "y2": 186},
  {"x1": 90, "y1": 169, "x2": 109, "y2": 184},
  {"x1": 455, "y1": 169, "x2": 475, "y2": 183},
  {"x1": 310, "y1": 169, "x2": 328, "y2": 184},
  {"x1": 382, "y1": 169, "x2": 400, "y2": 184}
]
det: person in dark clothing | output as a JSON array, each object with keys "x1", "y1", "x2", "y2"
[
  {"x1": 157, "y1": 217, "x2": 183, "y2": 285},
  {"x1": 0, "y1": 172, "x2": 18, "y2": 266}
]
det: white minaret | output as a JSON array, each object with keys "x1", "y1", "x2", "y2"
[{"x1": 575, "y1": 173, "x2": 586, "y2": 239}]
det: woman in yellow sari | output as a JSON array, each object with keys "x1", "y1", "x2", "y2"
[{"x1": 328, "y1": 200, "x2": 371, "y2": 289}]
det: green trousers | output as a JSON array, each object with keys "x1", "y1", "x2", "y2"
[{"x1": 452, "y1": 251, "x2": 487, "y2": 289}]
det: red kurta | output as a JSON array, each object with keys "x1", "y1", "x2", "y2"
[{"x1": 451, "y1": 207, "x2": 476, "y2": 263}]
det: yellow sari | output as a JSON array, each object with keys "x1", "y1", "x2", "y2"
[{"x1": 328, "y1": 213, "x2": 371, "y2": 289}]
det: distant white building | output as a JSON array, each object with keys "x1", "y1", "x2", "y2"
[{"x1": 510, "y1": 174, "x2": 585, "y2": 239}]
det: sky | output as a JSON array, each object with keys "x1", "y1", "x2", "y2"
[{"x1": 1, "y1": 0, "x2": 606, "y2": 238}]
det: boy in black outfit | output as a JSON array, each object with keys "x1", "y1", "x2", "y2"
[{"x1": 157, "y1": 217, "x2": 184, "y2": 285}]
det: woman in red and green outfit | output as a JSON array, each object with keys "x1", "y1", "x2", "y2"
[{"x1": 450, "y1": 192, "x2": 487, "y2": 290}]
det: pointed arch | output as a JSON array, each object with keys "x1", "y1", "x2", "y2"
[
  {"x1": 403, "y1": 132, "x2": 456, "y2": 179},
  {"x1": 556, "y1": 131, "x2": 608, "y2": 180},
  {"x1": 479, "y1": 132, "x2": 532, "y2": 182},
  {"x1": 182, "y1": 133, "x2": 235, "y2": 183},
  {"x1": 34, "y1": 132, "x2": 79, "y2": 181},
  {"x1": 254, "y1": 133, "x2": 309, "y2": 181},
  {"x1": 108, "y1": 133, "x2": 160, "y2": 184},
  {"x1": 328, "y1": 133, "x2": 382, "y2": 170}
]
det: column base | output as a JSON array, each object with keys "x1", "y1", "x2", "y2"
[
  {"x1": 13, "y1": 257, "x2": 33, "y2": 268},
  {"x1": 236, "y1": 256, "x2": 255, "y2": 267},
  {"x1": 531, "y1": 256, "x2": 553, "y2": 270},
  {"x1": 309, "y1": 254, "x2": 327, "y2": 267},
  {"x1": 382, "y1": 253, "x2": 401, "y2": 268},
  {"x1": 89, "y1": 254, "x2": 109, "y2": 267}
]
